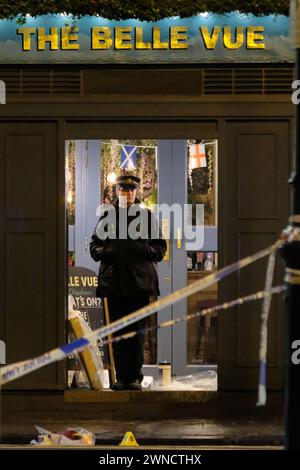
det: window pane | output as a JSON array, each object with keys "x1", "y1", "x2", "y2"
[
  {"x1": 187, "y1": 251, "x2": 218, "y2": 364},
  {"x1": 101, "y1": 139, "x2": 158, "y2": 207},
  {"x1": 187, "y1": 140, "x2": 218, "y2": 226}
]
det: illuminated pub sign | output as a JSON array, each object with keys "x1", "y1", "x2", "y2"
[{"x1": 0, "y1": 12, "x2": 292, "y2": 63}]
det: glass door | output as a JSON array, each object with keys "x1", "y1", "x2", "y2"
[
  {"x1": 171, "y1": 140, "x2": 218, "y2": 378},
  {"x1": 65, "y1": 139, "x2": 173, "y2": 384}
]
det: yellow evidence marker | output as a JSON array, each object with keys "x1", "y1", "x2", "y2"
[{"x1": 119, "y1": 431, "x2": 139, "y2": 447}]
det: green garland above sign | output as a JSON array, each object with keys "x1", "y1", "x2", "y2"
[{"x1": 0, "y1": 0, "x2": 290, "y2": 22}]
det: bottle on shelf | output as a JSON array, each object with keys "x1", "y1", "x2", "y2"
[
  {"x1": 187, "y1": 253, "x2": 193, "y2": 270},
  {"x1": 196, "y1": 252, "x2": 205, "y2": 271},
  {"x1": 204, "y1": 252, "x2": 214, "y2": 271}
]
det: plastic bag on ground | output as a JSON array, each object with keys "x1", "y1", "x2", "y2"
[{"x1": 30, "y1": 426, "x2": 96, "y2": 446}]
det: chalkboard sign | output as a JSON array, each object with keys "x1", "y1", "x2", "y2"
[{"x1": 68, "y1": 266, "x2": 109, "y2": 366}]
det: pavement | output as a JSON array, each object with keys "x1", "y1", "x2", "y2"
[
  {"x1": 0, "y1": 418, "x2": 283, "y2": 447},
  {"x1": 0, "y1": 390, "x2": 284, "y2": 447}
]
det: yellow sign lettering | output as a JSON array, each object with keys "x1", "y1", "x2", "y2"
[
  {"x1": 37, "y1": 27, "x2": 59, "y2": 51},
  {"x1": 17, "y1": 27, "x2": 36, "y2": 51},
  {"x1": 92, "y1": 27, "x2": 113, "y2": 49},
  {"x1": 223, "y1": 26, "x2": 244, "y2": 49},
  {"x1": 115, "y1": 27, "x2": 132, "y2": 49},
  {"x1": 247, "y1": 26, "x2": 265, "y2": 49},
  {"x1": 153, "y1": 27, "x2": 168, "y2": 49},
  {"x1": 15, "y1": 23, "x2": 266, "y2": 54},
  {"x1": 170, "y1": 26, "x2": 188, "y2": 49},
  {"x1": 200, "y1": 26, "x2": 221, "y2": 50},
  {"x1": 61, "y1": 26, "x2": 79, "y2": 50},
  {"x1": 135, "y1": 26, "x2": 151, "y2": 50}
]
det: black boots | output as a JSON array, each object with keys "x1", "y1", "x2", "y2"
[
  {"x1": 111, "y1": 379, "x2": 142, "y2": 391},
  {"x1": 127, "y1": 379, "x2": 142, "y2": 391},
  {"x1": 111, "y1": 379, "x2": 127, "y2": 391}
]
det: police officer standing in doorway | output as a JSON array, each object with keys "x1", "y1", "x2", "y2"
[{"x1": 90, "y1": 174, "x2": 167, "y2": 390}]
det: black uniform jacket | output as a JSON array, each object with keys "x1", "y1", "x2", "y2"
[{"x1": 90, "y1": 199, "x2": 167, "y2": 297}]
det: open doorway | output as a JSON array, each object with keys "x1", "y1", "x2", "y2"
[{"x1": 65, "y1": 139, "x2": 218, "y2": 391}]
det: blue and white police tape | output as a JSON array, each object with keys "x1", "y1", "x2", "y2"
[
  {"x1": 257, "y1": 250, "x2": 277, "y2": 406},
  {"x1": 0, "y1": 239, "x2": 282, "y2": 386},
  {"x1": 100, "y1": 285, "x2": 286, "y2": 347}
]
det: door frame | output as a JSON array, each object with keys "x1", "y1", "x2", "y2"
[{"x1": 65, "y1": 126, "x2": 220, "y2": 381}]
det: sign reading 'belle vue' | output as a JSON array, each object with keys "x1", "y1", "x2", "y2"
[
  {"x1": 17, "y1": 25, "x2": 265, "y2": 51},
  {"x1": 0, "y1": 13, "x2": 292, "y2": 63}
]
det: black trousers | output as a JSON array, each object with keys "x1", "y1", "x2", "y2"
[{"x1": 105, "y1": 296, "x2": 149, "y2": 383}]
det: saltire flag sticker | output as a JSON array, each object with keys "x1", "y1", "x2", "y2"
[
  {"x1": 120, "y1": 145, "x2": 137, "y2": 170},
  {"x1": 189, "y1": 143, "x2": 207, "y2": 169}
]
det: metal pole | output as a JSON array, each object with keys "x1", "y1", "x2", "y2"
[{"x1": 279, "y1": 0, "x2": 300, "y2": 450}]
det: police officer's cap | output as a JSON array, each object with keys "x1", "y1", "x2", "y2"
[{"x1": 115, "y1": 174, "x2": 140, "y2": 189}]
